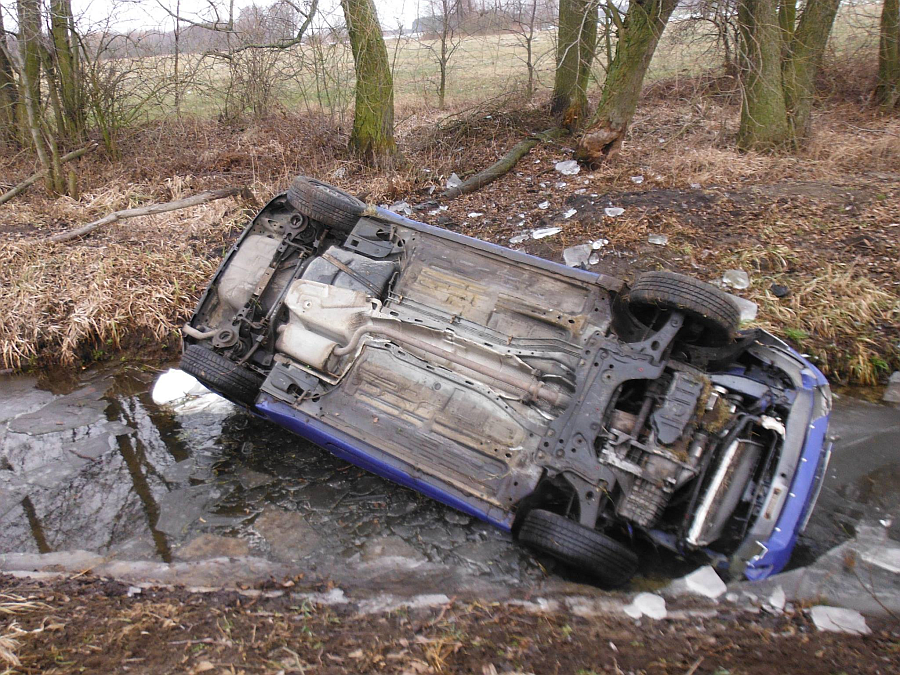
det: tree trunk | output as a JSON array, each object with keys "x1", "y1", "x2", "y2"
[
  {"x1": 551, "y1": 0, "x2": 598, "y2": 129},
  {"x1": 575, "y1": 0, "x2": 678, "y2": 164},
  {"x1": 341, "y1": 0, "x2": 398, "y2": 166},
  {"x1": 17, "y1": 0, "x2": 56, "y2": 190},
  {"x1": 736, "y1": 0, "x2": 790, "y2": 150},
  {"x1": 49, "y1": 0, "x2": 83, "y2": 141},
  {"x1": 0, "y1": 4, "x2": 19, "y2": 147},
  {"x1": 781, "y1": 0, "x2": 841, "y2": 140},
  {"x1": 876, "y1": 0, "x2": 900, "y2": 109}
]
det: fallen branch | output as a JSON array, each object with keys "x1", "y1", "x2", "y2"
[
  {"x1": 442, "y1": 127, "x2": 567, "y2": 199},
  {"x1": 0, "y1": 143, "x2": 98, "y2": 206},
  {"x1": 44, "y1": 187, "x2": 248, "y2": 244}
]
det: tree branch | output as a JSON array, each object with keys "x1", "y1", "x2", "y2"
[
  {"x1": 40, "y1": 187, "x2": 248, "y2": 244},
  {"x1": 0, "y1": 143, "x2": 98, "y2": 206}
]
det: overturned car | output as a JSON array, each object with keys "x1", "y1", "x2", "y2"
[{"x1": 182, "y1": 176, "x2": 832, "y2": 586}]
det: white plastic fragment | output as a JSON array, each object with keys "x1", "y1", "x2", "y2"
[
  {"x1": 682, "y1": 565, "x2": 727, "y2": 599},
  {"x1": 604, "y1": 207, "x2": 625, "y2": 217},
  {"x1": 563, "y1": 208, "x2": 577, "y2": 219},
  {"x1": 563, "y1": 244, "x2": 593, "y2": 267},
  {"x1": 446, "y1": 172, "x2": 462, "y2": 189},
  {"x1": 509, "y1": 233, "x2": 529, "y2": 244},
  {"x1": 623, "y1": 593, "x2": 667, "y2": 620},
  {"x1": 538, "y1": 200, "x2": 550, "y2": 210},
  {"x1": 151, "y1": 369, "x2": 209, "y2": 405},
  {"x1": 648, "y1": 234, "x2": 668, "y2": 246},
  {"x1": 532, "y1": 227, "x2": 562, "y2": 239},
  {"x1": 555, "y1": 159, "x2": 581, "y2": 176},
  {"x1": 722, "y1": 269, "x2": 750, "y2": 290},
  {"x1": 810, "y1": 606, "x2": 870, "y2": 635},
  {"x1": 631, "y1": 175, "x2": 644, "y2": 184}
]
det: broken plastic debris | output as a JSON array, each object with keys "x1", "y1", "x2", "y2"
[
  {"x1": 682, "y1": 565, "x2": 727, "y2": 598},
  {"x1": 623, "y1": 593, "x2": 667, "y2": 620},
  {"x1": 538, "y1": 201, "x2": 550, "y2": 210},
  {"x1": 810, "y1": 606, "x2": 870, "y2": 635},
  {"x1": 563, "y1": 208, "x2": 577, "y2": 219},
  {"x1": 532, "y1": 227, "x2": 562, "y2": 239},
  {"x1": 389, "y1": 201, "x2": 412, "y2": 216},
  {"x1": 509, "y1": 233, "x2": 529, "y2": 244},
  {"x1": 648, "y1": 234, "x2": 668, "y2": 246},
  {"x1": 722, "y1": 269, "x2": 750, "y2": 290},
  {"x1": 631, "y1": 175, "x2": 644, "y2": 184},
  {"x1": 555, "y1": 159, "x2": 581, "y2": 176},
  {"x1": 592, "y1": 238, "x2": 609, "y2": 249},
  {"x1": 563, "y1": 244, "x2": 592, "y2": 267},
  {"x1": 446, "y1": 172, "x2": 463, "y2": 189},
  {"x1": 467, "y1": 212, "x2": 483, "y2": 218},
  {"x1": 604, "y1": 207, "x2": 625, "y2": 217}
]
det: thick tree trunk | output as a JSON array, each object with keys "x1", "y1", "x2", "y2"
[
  {"x1": 341, "y1": 0, "x2": 398, "y2": 166},
  {"x1": 736, "y1": 0, "x2": 790, "y2": 150},
  {"x1": 0, "y1": 5, "x2": 19, "y2": 147},
  {"x1": 781, "y1": 0, "x2": 841, "y2": 140},
  {"x1": 876, "y1": 0, "x2": 900, "y2": 109},
  {"x1": 575, "y1": 0, "x2": 678, "y2": 164},
  {"x1": 49, "y1": 0, "x2": 83, "y2": 141},
  {"x1": 551, "y1": 0, "x2": 598, "y2": 129}
]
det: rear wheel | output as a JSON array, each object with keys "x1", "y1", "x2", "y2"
[
  {"x1": 628, "y1": 271, "x2": 740, "y2": 346},
  {"x1": 517, "y1": 509, "x2": 638, "y2": 586},
  {"x1": 286, "y1": 176, "x2": 366, "y2": 233},
  {"x1": 181, "y1": 344, "x2": 263, "y2": 406}
]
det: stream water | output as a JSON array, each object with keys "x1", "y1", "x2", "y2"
[{"x1": 1, "y1": 363, "x2": 897, "y2": 590}]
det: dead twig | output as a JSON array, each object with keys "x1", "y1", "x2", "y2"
[
  {"x1": 41, "y1": 187, "x2": 250, "y2": 244},
  {"x1": 0, "y1": 143, "x2": 99, "y2": 206}
]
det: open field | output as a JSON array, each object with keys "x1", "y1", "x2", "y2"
[{"x1": 0, "y1": 6, "x2": 897, "y2": 384}]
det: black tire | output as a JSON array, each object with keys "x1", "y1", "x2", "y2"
[
  {"x1": 181, "y1": 344, "x2": 264, "y2": 406},
  {"x1": 517, "y1": 509, "x2": 638, "y2": 587},
  {"x1": 628, "y1": 271, "x2": 740, "y2": 346},
  {"x1": 286, "y1": 176, "x2": 366, "y2": 233}
]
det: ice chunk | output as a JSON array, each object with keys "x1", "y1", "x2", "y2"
[
  {"x1": 556, "y1": 182, "x2": 567, "y2": 188},
  {"x1": 532, "y1": 227, "x2": 562, "y2": 239},
  {"x1": 538, "y1": 200, "x2": 550, "y2": 210},
  {"x1": 810, "y1": 606, "x2": 870, "y2": 635},
  {"x1": 727, "y1": 294, "x2": 758, "y2": 322},
  {"x1": 767, "y1": 586, "x2": 786, "y2": 612},
  {"x1": 623, "y1": 593, "x2": 667, "y2": 620},
  {"x1": 467, "y1": 212, "x2": 483, "y2": 218},
  {"x1": 592, "y1": 238, "x2": 608, "y2": 249},
  {"x1": 446, "y1": 172, "x2": 462, "y2": 189},
  {"x1": 589, "y1": 253, "x2": 600, "y2": 265},
  {"x1": 690, "y1": 183, "x2": 701, "y2": 189},
  {"x1": 563, "y1": 244, "x2": 592, "y2": 267},
  {"x1": 152, "y1": 369, "x2": 209, "y2": 405},
  {"x1": 604, "y1": 207, "x2": 625, "y2": 217},
  {"x1": 563, "y1": 208, "x2": 577, "y2": 219},
  {"x1": 648, "y1": 234, "x2": 668, "y2": 246},
  {"x1": 722, "y1": 269, "x2": 750, "y2": 290},
  {"x1": 555, "y1": 159, "x2": 581, "y2": 176},
  {"x1": 682, "y1": 565, "x2": 727, "y2": 599},
  {"x1": 631, "y1": 175, "x2": 644, "y2": 184},
  {"x1": 509, "y1": 233, "x2": 529, "y2": 244},
  {"x1": 389, "y1": 200, "x2": 412, "y2": 216}
]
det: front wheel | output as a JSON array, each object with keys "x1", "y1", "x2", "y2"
[{"x1": 517, "y1": 509, "x2": 638, "y2": 586}]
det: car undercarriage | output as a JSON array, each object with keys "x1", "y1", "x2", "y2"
[{"x1": 182, "y1": 177, "x2": 832, "y2": 586}]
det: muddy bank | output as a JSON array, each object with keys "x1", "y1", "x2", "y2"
[{"x1": 1, "y1": 572, "x2": 898, "y2": 675}]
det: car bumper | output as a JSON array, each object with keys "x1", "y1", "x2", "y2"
[{"x1": 739, "y1": 344, "x2": 832, "y2": 581}]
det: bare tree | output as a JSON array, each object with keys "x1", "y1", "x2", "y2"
[
  {"x1": 0, "y1": 2, "x2": 19, "y2": 147},
  {"x1": 418, "y1": 0, "x2": 463, "y2": 108},
  {"x1": 552, "y1": 0, "x2": 598, "y2": 128}
]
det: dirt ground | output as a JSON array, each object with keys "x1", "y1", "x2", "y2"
[
  {"x1": 0, "y1": 573, "x2": 897, "y2": 675},
  {"x1": 1, "y1": 81, "x2": 898, "y2": 383}
]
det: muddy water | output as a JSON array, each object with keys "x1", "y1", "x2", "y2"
[{"x1": 1, "y1": 365, "x2": 897, "y2": 588}]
